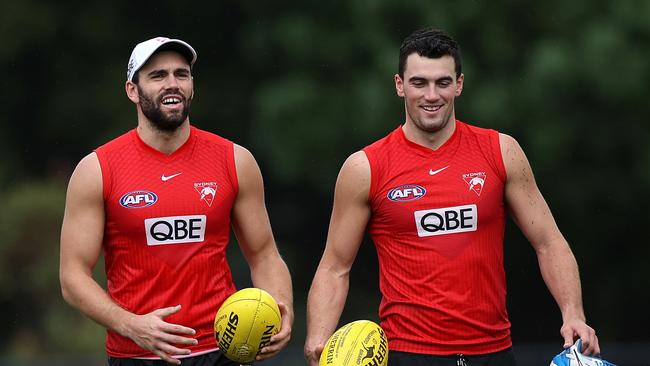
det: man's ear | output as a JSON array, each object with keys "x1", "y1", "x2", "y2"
[
  {"x1": 394, "y1": 74, "x2": 405, "y2": 97},
  {"x1": 455, "y1": 73, "x2": 464, "y2": 97},
  {"x1": 125, "y1": 81, "x2": 139, "y2": 103}
]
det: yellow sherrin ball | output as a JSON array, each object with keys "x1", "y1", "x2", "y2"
[
  {"x1": 214, "y1": 288, "x2": 281, "y2": 363},
  {"x1": 320, "y1": 320, "x2": 388, "y2": 366}
]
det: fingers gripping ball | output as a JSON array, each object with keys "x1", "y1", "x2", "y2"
[
  {"x1": 320, "y1": 320, "x2": 388, "y2": 366},
  {"x1": 214, "y1": 288, "x2": 281, "y2": 363}
]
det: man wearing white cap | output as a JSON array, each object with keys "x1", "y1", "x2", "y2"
[{"x1": 60, "y1": 37, "x2": 294, "y2": 366}]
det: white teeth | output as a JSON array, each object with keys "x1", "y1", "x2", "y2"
[
  {"x1": 162, "y1": 97, "x2": 181, "y2": 105},
  {"x1": 422, "y1": 105, "x2": 442, "y2": 112}
]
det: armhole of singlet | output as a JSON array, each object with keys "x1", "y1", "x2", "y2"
[
  {"x1": 362, "y1": 148, "x2": 377, "y2": 203},
  {"x1": 93, "y1": 148, "x2": 112, "y2": 202},
  {"x1": 491, "y1": 131, "x2": 507, "y2": 184},
  {"x1": 227, "y1": 142, "x2": 239, "y2": 197}
]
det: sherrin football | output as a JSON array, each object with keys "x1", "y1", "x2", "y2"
[
  {"x1": 320, "y1": 320, "x2": 388, "y2": 366},
  {"x1": 213, "y1": 288, "x2": 281, "y2": 363}
]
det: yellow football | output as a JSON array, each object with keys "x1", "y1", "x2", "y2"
[
  {"x1": 213, "y1": 288, "x2": 281, "y2": 363},
  {"x1": 320, "y1": 320, "x2": 388, "y2": 366}
]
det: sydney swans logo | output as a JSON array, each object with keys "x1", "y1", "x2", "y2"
[
  {"x1": 194, "y1": 182, "x2": 218, "y2": 207},
  {"x1": 462, "y1": 172, "x2": 486, "y2": 196}
]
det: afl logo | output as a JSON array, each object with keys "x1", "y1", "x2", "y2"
[
  {"x1": 120, "y1": 190, "x2": 158, "y2": 208},
  {"x1": 387, "y1": 184, "x2": 426, "y2": 202}
]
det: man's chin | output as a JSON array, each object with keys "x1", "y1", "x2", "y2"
[
  {"x1": 141, "y1": 103, "x2": 190, "y2": 132},
  {"x1": 149, "y1": 119, "x2": 186, "y2": 132},
  {"x1": 419, "y1": 122, "x2": 445, "y2": 133}
]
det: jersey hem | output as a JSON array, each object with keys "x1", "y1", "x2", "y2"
[
  {"x1": 108, "y1": 346, "x2": 220, "y2": 359},
  {"x1": 388, "y1": 339, "x2": 512, "y2": 356}
]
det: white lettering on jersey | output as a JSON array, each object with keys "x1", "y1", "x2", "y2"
[
  {"x1": 144, "y1": 215, "x2": 206, "y2": 245},
  {"x1": 414, "y1": 204, "x2": 478, "y2": 237}
]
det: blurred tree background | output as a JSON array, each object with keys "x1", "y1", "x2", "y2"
[{"x1": 1, "y1": 0, "x2": 649, "y2": 365}]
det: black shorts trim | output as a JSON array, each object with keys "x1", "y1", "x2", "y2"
[
  {"x1": 108, "y1": 351, "x2": 239, "y2": 366},
  {"x1": 388, "y1": 348, "x2": 517, "y2": 366}
]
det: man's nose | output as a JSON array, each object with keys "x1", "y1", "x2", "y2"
[
  {"x1": 164, "y1": 75, "x2": 180, "y2": 88},
  {"x1": 424, "y1": 85, "x2": 439, "y2": 100}
]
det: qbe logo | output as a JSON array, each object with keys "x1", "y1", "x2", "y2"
[
  {"x1": 414, "y1": 204, "x2": 477, "y2": 237},
  {"x1": 144, "y1": 215, "x2": 206, "y2": 246}
]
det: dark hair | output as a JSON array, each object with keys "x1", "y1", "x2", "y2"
[{"x1": 398, "y1": 28, "x2": 462, "y2": 78}]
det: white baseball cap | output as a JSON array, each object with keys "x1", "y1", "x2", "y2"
[{"x1": 126, "y1": 37, "x2": 197, "y2": 81}]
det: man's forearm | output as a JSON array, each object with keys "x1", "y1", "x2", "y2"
[
  {"x1": 61, "y1": 270, "x2": 133, "y2": 336},
  {"x1": 536, "y1": 239, "x2": 585, "y2": 320},
  {"x1": 305, "y1": 267, "x2": 349, "y2": 361},
  {"x1": 250, "y1": 255, "x2": 294, "y2": 311}
]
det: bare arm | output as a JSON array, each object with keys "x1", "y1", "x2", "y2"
[
  {"x1": 304, "y1": 151, "x2": 372, "y2": 366},
  {"x1": 231, "y1": 144, "x2": 294, "y2": 361},
  {"x1": 500, "y1": 133, "x2": 599, "y2": 355},
  {"x1": 59, "y1": 153, "x2": 197, "y2": 365}
]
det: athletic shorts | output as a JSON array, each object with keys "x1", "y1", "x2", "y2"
[
  {"x1": 108, "y1": 351, "x2": 240, "y2": 366},
  {"x1": 388, "y1": 348, "x2": 517, "y2": 366}
]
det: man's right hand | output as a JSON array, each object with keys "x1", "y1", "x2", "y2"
[
  {"x1": 121, "y1": 305, "x2": 197, "y2": 365},
  {"x1": 304, "y1": 342, "x2": 325, "y2": 366}
]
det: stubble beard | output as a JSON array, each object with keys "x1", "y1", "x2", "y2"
[{"x1": 407, "y1": 106, "x2": 453, "y2": 134}]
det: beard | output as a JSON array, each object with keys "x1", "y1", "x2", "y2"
[{"x1": 138, "y1": 86, "x2": 192, "y2": 132}]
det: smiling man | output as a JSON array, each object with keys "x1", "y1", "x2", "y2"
[
  {"x1": 60, "y1": 37, "x2": 293, "y2": 366},
  {"x1": 305, "y1": 28, "x2": 599, "y2": 366}
]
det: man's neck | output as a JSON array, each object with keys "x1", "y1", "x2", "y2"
[
  {"x1": 136, "y1": 120, "x2": 191, "y2": 155},
  {"x1": 402, "y1": 118, "x2": 457, "y2": 151}
]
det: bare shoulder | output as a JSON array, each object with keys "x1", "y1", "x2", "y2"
[
  {"x1": 336, "y1": 151, "x2": 371, "y2": 200},
  {"x1": 499, "y1": 133, "x2": 523, "y2": 160},
  {"x1": 342, "y1": 150, "x2": 370, "y2": 172},
  {"x1": 232, "y1": 144, "x2": 264, "y2": 196},
  {"x1": 233, "y1": 143, "x2": 262, "y2": 179},
  {"x1": 75, "y1": 152, "x2": 101, "y2": 174},
  {"x1": 498, "y1": 133, "x2": 530, "y2": 178},
  {"x1": 62, "y1": 152, "x2": 104, "y2": 231},
  {"x1": 68, "y1": 152, "x2": 102, "y2": 195},
  {"x1": 339, "y1": 150, "x2": 370, "y2": 181},
  {"x1": 233, "y1": 143, "x2": 257, "y2": 168}
]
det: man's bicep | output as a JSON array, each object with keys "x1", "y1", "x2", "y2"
[
  {"x1": 60, "y1": 153, "x2": 105, "y2": 272},
  {"x1": 322, "y1": 205, "x2": 370, "y2": 272},
  {"x1": 501, "y1": 134, "x2": 563, "y2": 247},
  {"x1": 231, "y1": 145, "x2": 276, "y2": 261},
  {"x1": 320, "y1": 152, "x2": 371, "y2": 272}
]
